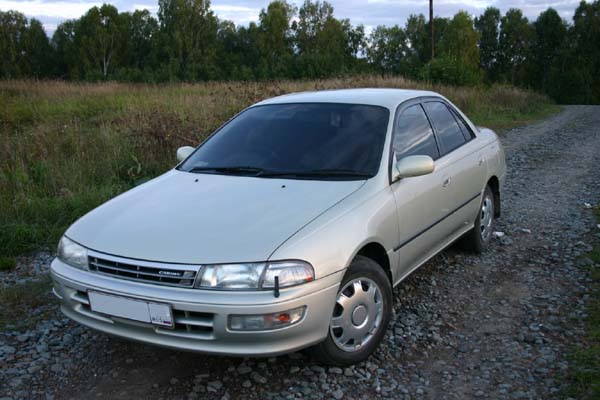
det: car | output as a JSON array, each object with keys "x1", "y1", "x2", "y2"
[{"x1": 50, "y1": 88, "x2": 506, "y2": 366}]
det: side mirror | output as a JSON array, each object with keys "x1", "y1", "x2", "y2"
[
  {"x1": 392, "y1": 155, "x2": 435, "y2": 182},
  {"x1": 176, "y1": 146, "x2": 195, "y2": 162}
]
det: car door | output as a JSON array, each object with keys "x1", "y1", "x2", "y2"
[
  {"x1": 422, "y1": 101, "x2": 486, "y2": 237},
  {"x1": 390, "y1": 102, "x2": 457, "y2": 280}
]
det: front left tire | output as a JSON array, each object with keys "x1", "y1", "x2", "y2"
[{"x1": 310, "y1": 255, "x2": 392, "y2": 366}]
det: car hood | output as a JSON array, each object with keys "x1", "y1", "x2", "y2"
[{"x1": 66, "y1": 170, "x2": 365, "y2": 264}]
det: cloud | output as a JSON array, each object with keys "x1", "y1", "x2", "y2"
[
  {"x1": 0, "y1": 0, "x2": 102, "y2": 19},
  {"x1": 131, "y1": 3, "x2": 157, "y2": 13},
  {"x1": 212, "y1": 4, "x2": 260, "y2": 24}
]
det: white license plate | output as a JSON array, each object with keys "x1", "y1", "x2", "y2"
[{"x1": 88, "y1": 291, "x2": 174, "y2": 328}]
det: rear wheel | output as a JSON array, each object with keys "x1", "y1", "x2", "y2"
[
  {"x1": 460, "y1": 185, "x2": 495, "y2": 253},
  {"x1": 311, "y1": 256, "x2": 392, "y2": 366}
]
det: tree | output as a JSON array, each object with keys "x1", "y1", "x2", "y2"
[
  {"x1": 52, "y1": 20, "x2": 77, "y2": 78},
  {"x1": 293, "y1": 1, "x2": 354, "y2": 77},
  {"x1": 122, "y1": 10, "x2": 159, "y2": 73},
  {"x1": 532, "y1": 8, "x2": 567, "y2": 91},
  {"x1": 0, "y1": 11, "x2": 54, "y2": 78},
  {"x1": 475, "y1": 7, "x2": 500, "y2": 80},
  {"x1": 257, "y1": 1, "x2": 295, "y2": 78},
  {"x1": 422, "y1": 11, "x2": 481, "y2": 86},
  {"x1": 75, "y1": 4, "x2": 125, "y2": 79},
  {"x1": 565, "y1": 0, "x2": 600, "y2": 103},
  {"x1": 0, "y1": 10, "x2": 28, "y2": 78},
  {"x1": 404, "y1": 14, "x2": 428, "y2": 75},
  {"x1": 158, "y1": 0, "x2": 218, "y2": 80},
  {"x1": 236, "y1": 22, "x2": 262, "y2": 79},
  {"x1": 439, "y1": 11, "x2": 479, "y2": 68},
  {"x1": 367, "y1": 25, "x2": 409, "y2": 76},
  {"x1": 20, "y1": 18, "x2": 52, "y2": 78},
  {"x1": 498, "y1": 8, "x2": 534, "y2": 85}
]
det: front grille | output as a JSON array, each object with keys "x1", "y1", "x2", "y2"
[
  {"x1": 88, "y1": 255, "x2": 198, "y2": 288},
  {"x1": 156, "y1": 310, "x2": 214, "y2": 340},
  {"x1": 68, "y1": 287, "x2": 215, "y2": 339}
]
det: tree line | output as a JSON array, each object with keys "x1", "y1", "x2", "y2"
[{"x1": 0, "y1": 0, "x2": 598, "y2": 104}]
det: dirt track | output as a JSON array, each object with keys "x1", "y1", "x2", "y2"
[{"x1": 1, "y1": 106, "x2": 600, "y2": 400}]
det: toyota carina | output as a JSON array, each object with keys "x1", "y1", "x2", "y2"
[{"x1": 51, "y1": 89, "x2": 506, "y2": 366}]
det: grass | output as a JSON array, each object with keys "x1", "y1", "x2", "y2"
[
  {"x1": 563, "y1": 206, "x2": 600, "y2": 399},
  {"x1": 0, "y1": 275, "x2": 53, "y2": 330},
  {"x1": 0, "y1": 76, "x2": 558, "y2": 257},
  {"x1": 0, "y1": 256, "x2": 16, "y2": 271}
]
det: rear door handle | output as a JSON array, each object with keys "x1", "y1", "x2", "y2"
[{"x1": 478, "y1": 156, "x2": 485, "y2": 166}]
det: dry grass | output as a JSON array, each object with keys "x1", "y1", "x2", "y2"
[{"x1": 0, "y1": 76, "x2": 557, "y2": 258}]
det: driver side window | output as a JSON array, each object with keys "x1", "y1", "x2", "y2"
[{"x1": 393, "y1": 104, "x2": 440, "y2": 161}]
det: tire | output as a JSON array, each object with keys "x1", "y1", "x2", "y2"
[
  {"x1": 310, "y1": 255, "x2": 393, "y2": 366},
  {"x1": 460, "y1": 185, "x2": 495, "y2": 253}
]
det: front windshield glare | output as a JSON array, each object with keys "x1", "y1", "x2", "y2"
[{"x1": 180, "y1": 103, "x2": 390, "y2": 180}]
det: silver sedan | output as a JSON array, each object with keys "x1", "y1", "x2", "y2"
[{"x1": 51, "y1": 88, "x2": 506, "y2": 366}]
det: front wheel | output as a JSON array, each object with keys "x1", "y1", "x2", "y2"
[
  {"x1": 310, "y1": 256, "x2": 392, "y2": 366},
  {"x1": 460, "y1": 185, "x2": 495, "y2": 253}
]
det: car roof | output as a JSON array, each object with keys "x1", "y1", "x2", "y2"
[{"x1": 254, "y1": 88, "x2": 441, "y2": 110}]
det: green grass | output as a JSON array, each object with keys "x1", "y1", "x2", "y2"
[
  {"x1": 0, "y1": 256, "x2": 16, "y2": 271},
  {"x1": 470, "y1": 103, "x2": 560, "y2": 132},
  {"x1": 0, "y1": 276, "x2": 53, "y2": 330},
  {"x1": 563, "y1": 207, "x2": 600, "y2": 399},
  {"x1": 0, "y1": 77, "x2": 558, "y2": 258}
]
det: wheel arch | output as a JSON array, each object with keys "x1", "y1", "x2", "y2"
[
  {"x1": 355, "y1": 242, "x2": 393, "y2": 285},
  {"x1": 487, "y1": 176, "x2": 501, "y2": 218}
]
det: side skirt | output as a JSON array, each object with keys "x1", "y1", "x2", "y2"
[{"x1": 392, "y1": 222, "x2": 475, "y2": 288}]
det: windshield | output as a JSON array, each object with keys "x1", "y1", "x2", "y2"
[{"x1": 179, "y1": 103, "x2": 390, "y2": 180}]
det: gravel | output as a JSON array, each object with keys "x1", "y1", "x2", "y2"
[{"x1": 1, "y1": 105, "x2": 599, "y2": 399}]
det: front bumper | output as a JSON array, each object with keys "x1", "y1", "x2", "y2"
[{"x1": 50, "y1": 258, "x2": 342, "y2": 356}]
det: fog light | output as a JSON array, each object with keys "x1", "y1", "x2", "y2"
[{"x1": 228, "y1": 306, "x2": 306, "y2": 331}]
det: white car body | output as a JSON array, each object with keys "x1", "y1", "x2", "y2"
[{"x1": 50, "y1": 89, "x2": 506, "y2": 360}]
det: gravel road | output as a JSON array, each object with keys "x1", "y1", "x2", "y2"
[{"x1": 1, "y1": 105, "x2": 599, "y2": 400}]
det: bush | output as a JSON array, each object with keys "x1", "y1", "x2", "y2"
[{"x1": 421, "y1": 57, "x2": 482, "y2": 86}]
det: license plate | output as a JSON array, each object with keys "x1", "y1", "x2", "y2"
[{"x1": 88, "y1": 291, "x2": 174, "y2": 328}]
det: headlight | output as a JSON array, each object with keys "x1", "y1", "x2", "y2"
[
  {"x1": 261, "y1": 261, "x2": 314, "y2": 288},
  {"x1": 197, "y1": 263, "x2": 266, "y2": 289},
  {"x1": 57, "y1": 236, "x2": 88, "y2": 270},
  {"x1": 194, "y1": 261, "x2": 314, "y2": 290}
]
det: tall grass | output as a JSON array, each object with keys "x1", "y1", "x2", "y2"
[{"x1": 0, "y1": 76, "x2": 557, "y2": 257}]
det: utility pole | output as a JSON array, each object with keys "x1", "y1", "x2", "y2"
[{"x1": 430, "y1": 0, "x2": 434, "y2": 60}]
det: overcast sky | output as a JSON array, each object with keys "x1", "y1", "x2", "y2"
[{"x1": 0, "y1": 0, "x2": 582, "y2": 35}]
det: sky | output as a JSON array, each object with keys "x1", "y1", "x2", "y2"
[{"x1": 0, "y1": 0, "x2": 583, "y2": 35}]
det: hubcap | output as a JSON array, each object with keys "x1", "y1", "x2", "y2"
[
  {"x1": 480, "y1": 194, "x2": 494, "y2": 241},
  {"x1": 330, "y1": 278, "x2": 384, "y2": 352}
]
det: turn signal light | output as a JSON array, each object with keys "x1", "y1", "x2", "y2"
[{"x1": 228, "y1": 306, "x2": 306, "y2": 331}]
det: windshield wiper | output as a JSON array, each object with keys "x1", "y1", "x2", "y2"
[
  {"x1": 187, "y1": 166, "x2": 267, "y2": 176},
  {"x1": 187, "y1": 166, "x2": 371, "y2": 179},
  {"x1": 260, "y1": 169, "x2": 372, "y2": 179}
]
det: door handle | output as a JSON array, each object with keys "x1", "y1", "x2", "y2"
[
  {"x1": 478, "y1": 157, "x2": 485, "y2": 166},
  {"x1": 442, "y1": 177, "x2": 452, "y2": 187}
]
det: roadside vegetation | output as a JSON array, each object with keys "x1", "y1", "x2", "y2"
[
  {"x1": 0, "y1": 77, "x2": 556, "y2": 261},
  {"x1": 1, "y1": 1, "x2": 599, "y2": 104},
  {"x1": 563, "y1": 206, "x2": 600, "y2": 399}
]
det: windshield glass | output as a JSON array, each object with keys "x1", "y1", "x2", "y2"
[{"x1": 179, "y1": 103, "x2": 390, "y2": 180}]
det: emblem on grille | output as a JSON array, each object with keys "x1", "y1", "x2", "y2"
[{"x1": 158, "y1": 270, "x2": 181, "y2": 277}]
